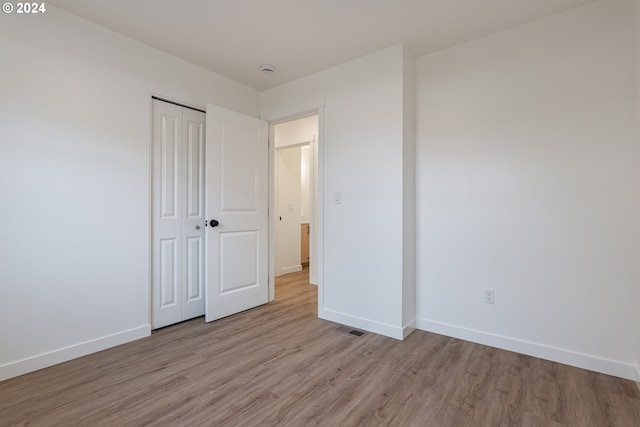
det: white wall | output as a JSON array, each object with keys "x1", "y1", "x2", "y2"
[
  {"x1": 402, "y1": 47, "x2": 416, "y2": 334},
  {"x1": 416, "y1": 0, "x2": 640, "y2": 380},
  {"x1": 635, "y1": 0, "x2": 640, "y2": 382},
  {"x1": 276, "y1": 147, "x2": 303, "y2": 275},
  {"x1": 274, "y1": 115, "x2": 318, "y2": 148},
  {"x1": 0, "y1": 6, "x2": 259, "y2": 380},
  {"x1": 262, "y1": 45, "x2": 414, "y2": 339}
]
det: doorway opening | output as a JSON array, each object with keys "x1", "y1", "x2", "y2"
[{"x1": 270, "y1": 114, "x2": 320, "y2": 301}]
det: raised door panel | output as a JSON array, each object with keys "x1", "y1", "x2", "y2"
[
  {"x1": 220, "y1": 122, "x2": 259, "y2": 212},
  {"x1": 160, "y1": 238, "x2": 179, "y2": 307},
  {"x1": 219, "y1": 231, "x2": 258, "y2": 294},
  {"x1": 186, "y1": 118, "x2": 204, "y2": 218},
  {"x1": 160, "y1": 114, "x2": 179, "y2": 219},
  {"x1": 186, "y1": 236, "x2": 203, "y2": 301}
]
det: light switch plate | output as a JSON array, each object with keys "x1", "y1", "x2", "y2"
[{"x1": 484, "y1": 288, "x2": 495, "y2": 304}]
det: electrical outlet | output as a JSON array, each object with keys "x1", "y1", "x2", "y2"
[{"x1": 484, "y1": 288, "x2": 495, "y2": 304}]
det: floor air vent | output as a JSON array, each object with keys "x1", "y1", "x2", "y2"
[{"x1": 336, "y1": 325, "x2": 365, "y2": 336}]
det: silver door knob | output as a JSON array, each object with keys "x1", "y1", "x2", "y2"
[{"x1": 195, "y1": 225, "x2": 201, "y2": 230}]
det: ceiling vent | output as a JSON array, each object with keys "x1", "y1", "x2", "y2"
[{"x1": 260, "y1": 64, "x2": 276, "y2": 74}]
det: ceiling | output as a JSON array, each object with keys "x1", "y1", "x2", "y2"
[{"x1": 49, "y1": 0, "x2": 599, "y2": 91}]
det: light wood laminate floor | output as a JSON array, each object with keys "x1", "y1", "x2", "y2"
[{"x1": 1, "y1": 269, "x2": 639, "y2": 426}]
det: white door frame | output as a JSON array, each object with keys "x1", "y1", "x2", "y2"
[{"x1": 267, "y1": 108, "x2": 324, "y2": 308}]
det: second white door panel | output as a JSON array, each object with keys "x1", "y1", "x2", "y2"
[
  {"x1": 152, "y1": 99, "x2": 205, "y2": 329},
  {"x1": 180, "y1": 108, "x2": 206, "y2": 321}
]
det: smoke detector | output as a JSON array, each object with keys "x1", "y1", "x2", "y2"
[{"x1": 260, "y1": 64, "x2": 276, "y2": 74}]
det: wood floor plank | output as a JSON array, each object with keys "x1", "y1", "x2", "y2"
[{"x1": 1, "y1": 268, "x2": 639, "y2": 426}]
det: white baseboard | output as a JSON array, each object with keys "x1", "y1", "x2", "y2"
[
  {"x1": 320, "y1": 308, "x2": 405, "y2": 340},
  {"x1": 0, "y1": 325, "x2": 150, "y2": 382},
  {"x1": 416, "y1": 318, "x2": 639, "y2": 382},
  {"x1": 278, "y1": 265, "x2": 302, "y2": 276},
  {"x1": 310, "y1": 275, "x2": 318, "y2": 285}
]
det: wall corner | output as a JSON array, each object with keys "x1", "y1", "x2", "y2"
[{"x1": 401, "y1": 45, "x2": 417, "y2": 327}]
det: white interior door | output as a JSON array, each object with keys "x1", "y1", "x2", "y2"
[
  {"x1": 205, "y1": 104, "x2": 268, "y2": 322},
  {"x1": 152, "y1": 99, "x2": 205, "y2": 329}
]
